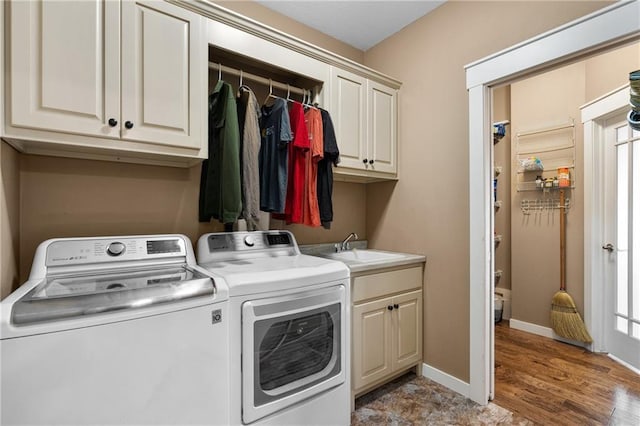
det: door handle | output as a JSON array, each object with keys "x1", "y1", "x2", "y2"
[{"x1": 602, "y1": 243, "x2": 614, "y2": 252}]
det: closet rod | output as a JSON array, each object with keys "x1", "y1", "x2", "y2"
[{"x1": 208, "y1": 62, "x2": 307, "y2": 97}]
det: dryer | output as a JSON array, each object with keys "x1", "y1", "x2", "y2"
[
  {"x1": 197, "y1": 231, "x2": 351, "y2": 425},
  {"x1": 0, "y1": 235, "x2": 229, "y2": 426}
]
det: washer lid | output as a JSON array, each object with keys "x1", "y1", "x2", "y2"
[{"x1": 10, "y1": 265, "x2": 214, "y2": 325}]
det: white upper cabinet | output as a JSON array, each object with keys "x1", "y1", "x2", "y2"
[
  {"x1": 367, "y1": 81, "x2": 397, "y2": 175},
  {"x1": 330, "y1": 67, "x2": 367, "y2": 170},
  {"x1": 329, "y1": 66, "x2": 399, "y2": 182},
  {"x1": 5, "y1": 0, "x2": 206, "y2": 166},
  {"x1": 121, "y1": 1, "x2": 202, "y2": 149},
  {"x1": 9, "y1": 0, "x2": 119, "y2": 137}
]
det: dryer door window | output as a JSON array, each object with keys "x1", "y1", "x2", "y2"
[
  {"x1": 258, "y1": 310, "x2": 336, "y2": 391},
  {"x1": 241, "y1": 285, "x2": 346, "y2": 424}
]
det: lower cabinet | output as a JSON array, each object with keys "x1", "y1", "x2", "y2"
[{"x1": 351, "y1": 265, "x2": 423, "y2": 397}]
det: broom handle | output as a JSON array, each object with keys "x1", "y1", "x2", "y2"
[{"x1": 560, "y1": 189, "x2": 566, "y2": 291}]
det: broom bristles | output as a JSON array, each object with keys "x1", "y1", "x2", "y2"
[{"x1": 551, "y1": 290, "x2": 593, "y2": 343}]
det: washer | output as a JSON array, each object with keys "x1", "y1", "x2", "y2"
[
  {"x1": 0, "y1": 235, "x2": 229, "y2": 426},
  {"x1": 197, "y1": 231, "x2": 351, "y2": 425}
]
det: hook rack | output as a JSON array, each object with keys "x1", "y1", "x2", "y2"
[{"x1": 520, "y1": 197, "x2": 571, "y2": 215}]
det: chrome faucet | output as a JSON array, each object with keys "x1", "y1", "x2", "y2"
[{"x1": 336, "y1": 232, "x2": 359, "y2": 252}]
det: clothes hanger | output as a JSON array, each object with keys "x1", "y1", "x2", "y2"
[
  {"x1": 286, "y1": 84, "x2": 295, "y2": 103},
  {"x1": 303, "y1": 89, "x2": 318, "y2": 111},
  {"x1": 238, "y1": 70, "x2": 251, "y2": 93},
  {"x1": 262, "y1": 79, "x2": 278, "y2": 106}
]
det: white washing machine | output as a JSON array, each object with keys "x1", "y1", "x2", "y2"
[
  {"x1": 197, "y1": 231, "x2": 351, "y2": 426},
  {"x1": 0, "y1": 234, "x2": 230, "y2": 426}
]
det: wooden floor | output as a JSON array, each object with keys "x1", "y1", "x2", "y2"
[{"x1": 494, "y1": 322, "x2": 640, "y2": 425}]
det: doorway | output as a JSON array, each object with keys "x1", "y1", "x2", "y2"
[
  {"x1": 466, "y1": 1, "x2": 640, "y2": 404},
  {"x1": 489, "y1": 44, "x2": 640, "y2": 416}
]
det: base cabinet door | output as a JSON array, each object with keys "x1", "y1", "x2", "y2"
[
  {"x1": 393, "y1": 290, "x2": 423, "y2": 369},
  {"x1": 352, "y1": 297, "x2": 393, "y2": 391},
  {"x1": 352, "y1": 286, "x2": 423, "y2": 396}
]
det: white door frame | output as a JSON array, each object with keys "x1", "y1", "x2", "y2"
[
  {"x1": 465, "y1": 1, "x2": 640, "y2": 405},
  {"x1": 582, "y1": 85, "x2": 630, "y2": 353}
]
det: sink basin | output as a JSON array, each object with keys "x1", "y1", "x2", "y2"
[{"x1": 324, "y1": 249, "x2": 405, "y2": 263}]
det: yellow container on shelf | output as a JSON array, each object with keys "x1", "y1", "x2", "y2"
[{"x1": 558, "y1": 167, "x2": 570, "y2": 187}]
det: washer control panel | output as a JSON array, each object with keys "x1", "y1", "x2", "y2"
[
  {"x1": 45, "y1": 236, "x2": 187, "y2": 267},
  {"x1": 203, "y1": 231, "x2": 297, "y2": 260}
]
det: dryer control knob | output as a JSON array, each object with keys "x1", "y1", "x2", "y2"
[
  {"x1": 244, "y1": 235, "x2": 255, "y2": 247},
  {"x1": 107, "y1": 242, "x2": 126, "y2": 256}
]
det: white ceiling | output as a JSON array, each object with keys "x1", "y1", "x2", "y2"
[{"x1": 256, "y1": 1, "x2": 445, "y2": 51}]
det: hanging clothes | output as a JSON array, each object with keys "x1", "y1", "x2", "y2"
[
  {"x1": 237, "y1": 86, "x2": 261, "y2": 230},
  {"x1": 259, "y1": 98, "x2": 292, "y2": 213},
  {"x1": 302, "y1": 107, "x2": 323, "y2": 227},
  {"x1": 274, "y1": 101, "x2": 310, "y2": 224},
  {"x1": 199, "y1": 80, "x2": 242, "y2": 224},
  {"x1": 317, "y1": 108, "x2": 340, "y2": 229}
]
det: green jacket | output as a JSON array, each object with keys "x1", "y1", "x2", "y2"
[{"x1": 199, "y1": 80, "x2": 242, "y2": 224}]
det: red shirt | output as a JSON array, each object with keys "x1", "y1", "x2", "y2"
[
  {"x1": 275, "y1": 102, "x2": 309, "y2": 224},
  {"x1": 303, "y1": 108, "x2": 323, "y2": 227}
]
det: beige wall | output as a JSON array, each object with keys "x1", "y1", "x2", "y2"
[
  {"x1": 16, "y1": 154, "x2": 364, "y2": 282},
  {"x1": 510, "y1": 43, "x2": 639, "y2": 328},
  {"x1": 1, "y1": 142, "x2": 20, "y2": 298},
  {"x1": 585, "y1": 43, "x2": 640, "y2": 102},
  {"x1": 363, "y1": 1, "x2": 611, "y2": 382}
]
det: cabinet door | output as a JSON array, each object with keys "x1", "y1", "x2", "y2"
[
  {"x1": 367, "y1": 81, "x2": 397, "y2": 174},
  {"x1": 330, "y1": 67, "x2": 367, "y2": 170},
  {"x1": 352, "y1": 297, "x2": 392, "y2": 392},
  {"x1": 121, "y1": 0, "x2": 204, "y2": 149},
  {"x1": 392, "y1": 290, "x2": 423, "y2": 370},
  {"x1": 9, "y1": 0, "x2": 120, "y2": 138}
]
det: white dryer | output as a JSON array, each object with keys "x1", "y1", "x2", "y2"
[
  {"x1": 197, "y1": 231, "x2": 351, "y2": 426},
  {"x1": 0, "y1": 235, "x2": 230, "y2": 426}
]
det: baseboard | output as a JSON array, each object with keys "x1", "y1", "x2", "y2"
[
  {"x1": 509, "y1": 318, "x2": 591, "y2": 349},
  {"x1": 608, "y1": 354, "x2": 640, "y2": 376},
  {"x1": 421, "y1": 362, "x2": 470, "y2": 398}
]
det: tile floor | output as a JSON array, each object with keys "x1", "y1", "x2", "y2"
[{"x1": 351, "y1": 373, "x2": 532, "y2": 426}]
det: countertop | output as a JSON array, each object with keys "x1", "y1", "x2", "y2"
[{"x1": 300, "y1": 241, "x2": 426, "y2": 274}]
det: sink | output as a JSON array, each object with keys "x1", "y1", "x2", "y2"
[{"x1": 324, "y1": 249, "x2": 405, "y2": 263}]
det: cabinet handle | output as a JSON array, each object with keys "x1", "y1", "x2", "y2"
[
  {"x1": 108, "y1": 118, "x2": 118, "y2": 127},
  {"x1": 387, "y1": 305, "x2": 393, "y2": 311},
  {"x1": 363, "y1": 158, "x2": 368, "y2": 164},
  {"x1": 369, "y1": 159, "x2": 375, "y2": 165},
  {"x1": 393, "y1": 304, "x2": 399, "y2": 309},
  {"x1": 124, "y1": 121, "x2": 134, "y2": 129}
]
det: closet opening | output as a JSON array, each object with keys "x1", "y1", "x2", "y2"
[
  {"x1": 208, "y1": 45, "x2": 324, "y2": 106},
  {"x1": 490, "y1": 41, "x2": 640, "y2": 424}
]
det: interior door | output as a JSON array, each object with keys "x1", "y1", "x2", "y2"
[{"x1": 603, "y1": 113, "x2": 640, "y2": 371}]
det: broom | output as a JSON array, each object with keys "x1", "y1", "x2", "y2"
[{"x1": 550, "y1": 189, "x2": 593, "y2": 343}]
